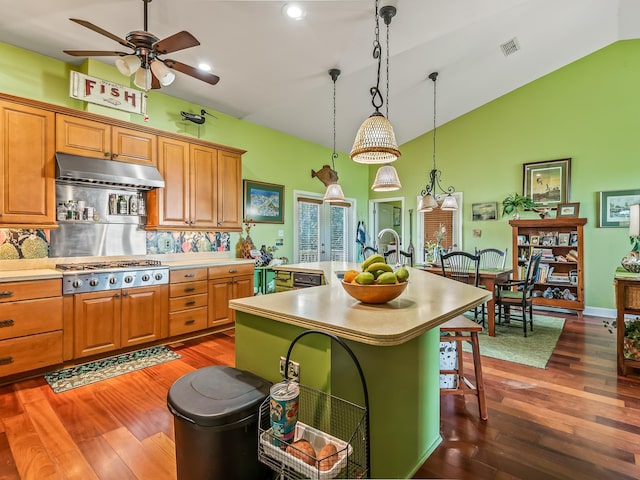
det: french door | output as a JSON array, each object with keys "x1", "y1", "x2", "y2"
[{"x1": 294, "y1": 192, "x2": 355, "y2": 263}]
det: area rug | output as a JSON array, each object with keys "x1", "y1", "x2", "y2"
[
  {"x1": 459, "y1": 313, "x2": 565, "y2": 369},
  {"x1": 44, "y1": 345, "x2": 181, "y2": 393}
]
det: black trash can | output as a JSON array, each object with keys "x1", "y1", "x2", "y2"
[{"x1": 167, "y1": 365, "x2": 272, "y2": 480}]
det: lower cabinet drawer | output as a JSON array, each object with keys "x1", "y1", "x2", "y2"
[
  {"x1": 169, "y1": 294, "x2": 207, "y2": 312},
  {"x1": 169, "y1": 307, "x2": 208, "y2": 336},
  {"x1": 0, "y1": 297, "x2": 63, "y2": 341},
  {"x1": 169, "y1": 280, "x2": 207, "y2": 298},
  {"x1": 0, "y1": 331, "x2": 63, "y2": 377}
]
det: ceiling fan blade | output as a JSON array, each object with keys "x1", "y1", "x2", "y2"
[
  {"x1": 63, "y1": 50, "x2": 128, "y2": 57},
  {"x1": 153, "y1": 31, "x2": 200, "y2": 55},
  {"x1": 164, "y1": 59, "x2": 220, "y2": 85},
  {"x1": 151, "y1": 74, "x2": 161, "y2": 90},
  {"x1": 69, "y1": 18, "x2": 135, "y2": 50}
]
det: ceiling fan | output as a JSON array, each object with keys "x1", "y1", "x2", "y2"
[{"x1": 63, "y1": 0, "x2": 220, "y2": 90}]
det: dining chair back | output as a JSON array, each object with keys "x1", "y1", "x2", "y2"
[
  {"x1": 362, "y1": 246, "x2": 378, "y2": 260},
  {"x1": 440, "y1": 251, "x2": 480, "y2": 286},
  {"x1": 494, "y1": 252, "x2": 542, "y2": 337},
  {"x1": 383, "y1": 249, "x2": 414, "y2": 267},
  {"x1": 476, "y1": 247, "x2": 508, "y2": 269}
]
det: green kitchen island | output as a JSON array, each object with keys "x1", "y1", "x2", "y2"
[{"x1": 230, "y1": 262, "x2": 490, "y2": 479}]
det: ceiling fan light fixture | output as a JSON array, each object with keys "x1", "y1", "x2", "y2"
[
  {"x1": 371, "y1": 164, "x2": 401, "y2": 191},
  {"x1": 198, "y1": 63, "x2": 211, "y2": 71},
  {"x1": 115, "y1": 54, "x2": 140, "y2": 76},
  {"x1": 133, "y1": 67, "x2": 152, "y2": 90},
  {"x1": 150, "y1": 60, "x2": 175, "y2": 86},
  {"x1": 283, "y1": 3, "x2": 306, "y2": 20}
]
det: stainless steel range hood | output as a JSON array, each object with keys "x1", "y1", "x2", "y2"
[{"x1": 55, "y1": 152, "x2": 165, "y2": 190}]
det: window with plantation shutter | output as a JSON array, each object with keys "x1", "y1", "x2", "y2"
[
  {"x1": 416, "y1": 192, "x2": 463, "y2": 263},
  {"x1": 423, "y1": 210, "x2": 454, "y2": 250},
  {"x1": 295, "y1": 192, "x2": 355, "y2": 263}
]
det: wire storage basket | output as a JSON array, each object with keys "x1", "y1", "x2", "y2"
[{"x1": 258, "y1": 330, "x2": 370, "y2": 479}]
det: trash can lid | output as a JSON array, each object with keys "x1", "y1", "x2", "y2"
[{"x1": 168, "y1": 366, "x2": 271, "y2": 427}]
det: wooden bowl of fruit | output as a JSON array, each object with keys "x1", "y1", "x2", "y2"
[{"x1": 340, "y1": 255, "x2": 409, "y2": 304}]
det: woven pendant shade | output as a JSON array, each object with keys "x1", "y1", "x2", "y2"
[
  {"x1": 324, "y1": 182, "x2": 345, "y2": 202},
  {"x1": 371, "y1": 164, "x2": 401, "y2": 191},
  {"x1": 350, "y1": 112, "x2": 401, "y2": 164}
]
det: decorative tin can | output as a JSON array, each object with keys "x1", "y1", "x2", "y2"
[{"x1": 269, "y1": 380, "x2": 299, "y2": 446}]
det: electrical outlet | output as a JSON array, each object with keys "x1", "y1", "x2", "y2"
[{"x1": 279, "y1": 356, "x2": 300, "y2": 382}]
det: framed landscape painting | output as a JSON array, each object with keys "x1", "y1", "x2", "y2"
[
  {"x1": 523, "y1": 158, "x2": 571, "y2": 207},
  {"x1": 599, "y1": 189, "x2": 640, "y2": 227},
  {"x1": 243, "y1": 180, "x2": 284, "y2": 223},
  {"x1": 471, "y1": 202, "x2": 498, "y2": 221}
]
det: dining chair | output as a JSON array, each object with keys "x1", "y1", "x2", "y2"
[
  {"x1": 383, "y1": 249, "x2": 414, "y2": 267},
  {"x1": 474, "y1": 247, "x2": 509, "y2": 321},
  {"x1": 494, "y1": 252, "x2": 543, "y2": 337},
  {"x1": 476, "y1": 247, "x2": 508, "y2": 269},
  {"x1": 362, "y1": 246, "x2": 378, "y2": 260},
  {"x1": 440, "y1": 251, "x2": 482, "y2": 322}
]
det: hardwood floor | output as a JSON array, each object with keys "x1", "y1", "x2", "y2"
[{"x1": 1, "y1": 314, "x2": 639, "y2": 479}]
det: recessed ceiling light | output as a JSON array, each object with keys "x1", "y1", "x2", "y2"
[
  {"x1": 198, "y1": 63, "x2": 211, "y2": 71},
  {"x1": 282, "y1": 3, "x2": 306, "y2": 20}
]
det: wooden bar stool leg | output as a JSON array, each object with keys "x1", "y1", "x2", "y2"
[
  {"x1": 456, "y1": 336, "x2": 464, "y2": 388},
  {"x1": 469, "y1": 331, "x2": 488, "y2": 420}
]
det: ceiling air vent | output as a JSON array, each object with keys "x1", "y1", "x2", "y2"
[{"x1": 500, "y1": 37, "x2": 520, "y2": 57}]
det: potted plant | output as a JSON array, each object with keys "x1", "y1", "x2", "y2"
[
  {"x1": 501, "y1": 193, "x2": 535, "y2": 219},
  {"x1": 603, "y1": 317, "x2": 640, "y2": 360}
]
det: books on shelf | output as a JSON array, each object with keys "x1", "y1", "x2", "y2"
[{"x1": 532, "y1": 247, "x2": 555, "y2": 262}]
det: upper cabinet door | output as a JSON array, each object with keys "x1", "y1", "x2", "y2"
[
  {"x1": 56, "y1": 115, "x2": 156, "y2": 166},
  {"x1": 0, "y1": 101, "x2": 56, "y2": 227},
  {"x1": 190, "y1": 144, "x2": 218, "y2": 229},
  {"x1": 56, "y1": 114, "x2": 110, "y2": 159},
  {"x1": 217, "y1": 150, "x2": 242, "y2": 231},
  {"x1": 111, "y1": 126, "x2": 157, "y2": 166},
  {"x1": 151, "y1": 136, "x2": 191, "y2": 229}
]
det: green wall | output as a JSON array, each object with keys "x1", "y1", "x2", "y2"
[
  {"x1": 379, "y1": 39, "x2": 640, "y2": 311},
  {"x1": 1, "y1": 39, "x2": 638, "y2": 310}
]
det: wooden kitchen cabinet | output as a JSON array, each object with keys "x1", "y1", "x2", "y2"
[
  {"x1": 147, "y1": 137, "x2": 242, "y2": 231},
  {"x1": 56, "y1": 114, "x2": 157, "y2": 166},
  {"x1": 208, "y1": 263, "x2": 254, "y2": 327},
  {"x1": 0, "y1": 101, "x2": 57, "y2": 228},
  {"x1": 0, "y1": 279, "x2": 63, "y2": 378},
  {"x1": 169, "y1": 268, "x2": 208, "y2": 336},
  {"x1": 74, "y1": 285, "x2": 168, "y2": 358}
]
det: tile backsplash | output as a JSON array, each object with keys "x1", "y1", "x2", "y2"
[{"x1": 0, "y1": 228, "x2": 230, "y2": 260}]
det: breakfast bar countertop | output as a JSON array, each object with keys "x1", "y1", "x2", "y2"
[{"x1": 230, "y1": 262, "x2": 491, "y2": 346}]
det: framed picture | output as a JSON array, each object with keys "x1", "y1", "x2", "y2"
[
  {"x1": 393, "y1": 207, "x2": 401, "y2": 226},
  {"x1": 471, "y1": 202, "x2": 498, "y2": 221},
  {"x1": 523, "y1": 158, "x2": 571, "y2": 208},
  {"x1": 557, "y1": 202, "x2": 580, "y2": 218},
  {"x1": 599, "y1": 189, "x2": 640, "y2": 227},
  {"x1": 558, "y1": 233, "x2": 570, "y2": 246},
  {"x1": 530, "y1": 235, "x2": 540, "y2": 246},
  {"x1": 243, "y1": 180, "x2": 284, "y2": 223},
  {"x1": 517, "y1": 235, "x2": 528, "y2": 246}
]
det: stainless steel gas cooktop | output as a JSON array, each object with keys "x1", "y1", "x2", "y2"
[{"x1": 56, "y1": 260, "x2": 169, "y2": 294}]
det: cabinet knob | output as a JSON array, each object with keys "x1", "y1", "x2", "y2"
[
  {"x1": 185, "y1": 319, "x2": 195, "y2": 325},
  {"x1": 184, "y1": 287, "x2": 196, "y2": 293},
  {"x1": 185, "y1": 300, "x2": 196, "y2": 306},
  {"x1": 123, "y1": 292, "x2": 129, "y2": 297},
  {"x1": 115, "y1": 293, "x2": 121, "y2": 298},
  {"x1": 104, "y1": 152, "x2": 110, "y2": 157},
  {"x1": 0, "y1": 319, "x2": 15, "y2": 327},
  {"x1": 0, "y1": 291, "x2": 13, "y2": 298},
  {"x1": 0, "y1": 356, "x2": 14, "y2": 365},
  {"x1": 185, "y1": 273, "x2": 195, "y2": 278},
  {"x1": 112, "y1": 153, "x2": 118, "y2": 158},
  {"x1": 229, "y1": 269, "x2": 237, "y2": 273}
]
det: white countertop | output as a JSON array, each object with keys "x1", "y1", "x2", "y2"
[{"x1": 230, "y1": 263, "x2": 491, "y2": 346}]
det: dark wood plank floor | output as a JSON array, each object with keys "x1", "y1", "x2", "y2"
[{"x1": 1, "y1": 314, "x2": 639, "y2": 479}]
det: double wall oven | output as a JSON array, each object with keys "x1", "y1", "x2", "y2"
[{"x1": 56, "y1": 260, "x2": 169, "y2": 358}]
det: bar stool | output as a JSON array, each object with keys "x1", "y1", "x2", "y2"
[{"x1": 439, "y1": 315, "x2": 488, "y2": 420}]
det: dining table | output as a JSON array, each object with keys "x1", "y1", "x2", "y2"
[{"x1": 417, "y1": 263, "x2": 513, "y2": 336}]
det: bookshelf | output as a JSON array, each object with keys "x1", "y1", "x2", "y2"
[{"x1": 510, "y1": 217, "x2": 587, "y2": 316}]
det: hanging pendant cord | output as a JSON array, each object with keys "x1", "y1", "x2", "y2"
[
  {"x1": 431, "y1": 72, "x2": 437, "y2": 171},
  {"x1": 370, "y1": 0, "x2": 383, "y2": 112},
  {"x1": 385, "y1": 14, "x2": 390, "y2": 119},
  {"x1": 331, "y1": 73, "x2": 338, "y2": 170}
]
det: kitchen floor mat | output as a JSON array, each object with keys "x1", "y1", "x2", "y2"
[{"x1": 44, "y1": 345, "x2": 181, "y2": 393}]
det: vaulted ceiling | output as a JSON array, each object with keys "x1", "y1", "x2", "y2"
[{"x1": 1, "y1": 0, "x2": 638, "y2": 152}]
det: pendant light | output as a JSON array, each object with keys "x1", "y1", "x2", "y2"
[
  {"x1": 350, "y1": 0, "x2": 401, "y2": 164},
  {"x1": 323, "y1": 68, "x2": 346, "y2": 203},
  {"x1": 371, "y1": 5, "x2": 401, "y2": 192},
  {"x1": 417, "y1": 72, "x2": 458, "y2": 212}
]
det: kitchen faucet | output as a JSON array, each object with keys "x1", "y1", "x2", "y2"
[{"x1": 377, "y1": 228, "x2": 402, "y2": 267}]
